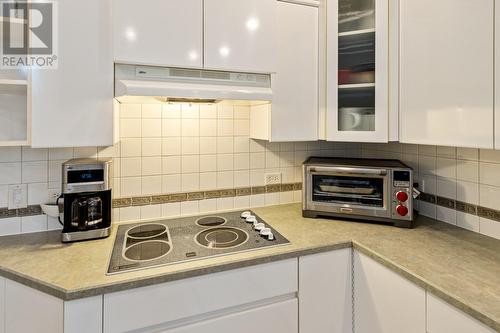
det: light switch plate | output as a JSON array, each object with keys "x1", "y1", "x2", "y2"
[{"x1": 8, "y1": 184, "x2": 27, "y2": 209}]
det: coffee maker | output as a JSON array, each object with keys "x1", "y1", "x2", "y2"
[{"x1": 58, "y1": 159, "x2": 112, "y2": 242}]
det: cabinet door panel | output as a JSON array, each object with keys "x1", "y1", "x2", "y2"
[
  {"x1": 31, "y1": 0, "x2": 113, "y2": 147},
  {"x1": 5, "y1": 280, "x2": 63, "y2": 333},
  {"x1": 160, "y1": 299, "x2": 297, "y2": 333},
  {"x1": 204, "y1": 0, "x2": 276, "y2": 73},
  {"x1": 64, "y1": 296, "x2": 103, "y2": 333},
  {"x1": 354, "y1": 251, "x2": 426, "y2": 333},
  {"x1": 326, "y1": 0, "x2": 389, "y2": 142},
  {"x1": 299, "y1": 249, "x2": 352, "y2": 333},
  {"x1": 113, "y1": 0, "x2": 202, "y2": 68},
  {"x1": 271, "y1": 2, "x2": 318, "y2": 142},
  {"x1": 104, "y1": 259, "x2": 297, "y2": 333},
  {"x1": 400, "y1": 0, "x2": 494, "y2": 148},
  {"x1": 0, "y1": 277, "x2": 4, "y2": 333},
  {"x1": 427, "y1": 293, "x2": 495, "y2": 333},
  {"x1": 496, "y1": 1, "x2": 500, "y2": 149}
]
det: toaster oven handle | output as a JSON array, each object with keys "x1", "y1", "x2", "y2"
[{"x1": 308, "y1": 166, "x2": 387, "y2": 176}]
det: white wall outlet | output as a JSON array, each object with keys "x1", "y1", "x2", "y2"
[
  {"x1": 47, "y1": 189, "x2": 62, "y2": 204},
  {"x1": 8, "y1": 184, "x2": 27, "y2": 210},
  {"x1": 265, "y1": 172, "x2": 282, "y2": 185}
]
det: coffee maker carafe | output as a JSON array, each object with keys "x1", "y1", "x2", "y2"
[{"x1": 58, "y1": 159, "x2": 112, "y2": 242}]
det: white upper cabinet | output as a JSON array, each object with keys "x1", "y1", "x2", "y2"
[
  {"x1": 31, "y1": 0, "x2": 113, "y2": 148},
  {"x1": 271, "y1": 1, "x2": 318, "y2": 142},
  {"x1": 113, "y1": 0, "x2": 203, "y2": 68},
  {"x1": 326, "y1": 0, "x2": 389, "y2": 142},
  {"x1": 354, "y1": 251, "x2": 426, "y2": 333},
  {"x1": 400, "y1": 0, "x2": 494, "y2": 149},
  {"x1": 204, "y1": 0, "x2": 276, "y2": 73},
  {"x1": 496, "y1": 2, "x2": 500, "y2": 149},
  {"x1": 250, "y1": 1, "x2": 318, "y2": 142}
]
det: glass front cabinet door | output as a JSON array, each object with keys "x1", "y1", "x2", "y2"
[{"x1": 326, "y1": 0, "x2": 389, "y2": 142}]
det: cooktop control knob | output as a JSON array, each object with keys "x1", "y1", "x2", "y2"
[
  {"x1": 259, "y1": 228, "x2": 274, "y2": 240},
  {"x1": 396, "y1": 191, "x2": 409, "y2": 202},
  {"x1": 241, "y1": 211, "x2": 252, "y2": 218},
  {"x1": 254, "y1": 223, "x2": 265, "y2": 231},
  {"x1": 260, "y1": 227, "x2": 271, "y2": 236},
  {"x1": 396, "y1": 205, "x2": 409, "y2": 216},
  {"x1": 245, "y1": 215, "x2": 257, "y2": 223}
]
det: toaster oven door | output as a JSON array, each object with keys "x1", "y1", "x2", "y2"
[{"x1": 305, "y1": 166, "x2": 391, "y2": 218}]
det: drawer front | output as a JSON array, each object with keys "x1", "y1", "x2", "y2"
[
  {"x1": 104, "y1": 259, "x2": 298, "y2": 333},
  {"x1": 160, "y1": 299, "x2": 298, "y2": 333}
]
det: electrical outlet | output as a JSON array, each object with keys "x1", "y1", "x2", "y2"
[
  {"x1": 8, "y1": 184, "x2": 27, "y2": 209},
  {"x1": 265, "y1": 172, "x2": 282, "y2": 185},
  {"x1": 48, "y1": 189, "x2": 62, "y2": 204}
]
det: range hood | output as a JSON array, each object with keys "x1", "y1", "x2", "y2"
[{"x1": 115, "y1": 64, "x2": 273, "y2": 103}]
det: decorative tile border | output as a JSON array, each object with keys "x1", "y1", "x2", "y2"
[
  {"x1": 3, "y1": 188, "x2": 498, "y2": 224},
  {"x1": 419, "y1": 192, "x2": 500, "y2": 223},
  {"x1": 0, "y1": 205, "x2": 43, "y2": 220},
  {"x1": 111, "y1": 182, "x2": 303, "y2": 209}
]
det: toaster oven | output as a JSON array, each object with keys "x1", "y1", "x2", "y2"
[{"x1": 303, "y1": 157, "x2": 414, "y2": 228}]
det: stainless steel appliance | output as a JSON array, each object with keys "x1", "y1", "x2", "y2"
[
  {"x1": 303, "y1": 157, "x2": 414, "y2": 227},
  {"x1": 107, "y1": 210, "x2": 289, "y2": 274},
  {"x1": 58, "y1": 158, "x2": 112, "y2": 242}
]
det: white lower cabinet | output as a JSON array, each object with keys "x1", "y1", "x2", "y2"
[
  {"x1": 4, "y1": 279, "x2": 63, "y2": 333},
  {"x1": 0, "y1": 277, "x2": 4, "y2": 333},
  {"x1": 0, "y1": 251, "x2": 497, "y2": 333},
  {"x1": 353, "y1": 251, "x2": 426, "y2": 333},
  {"x1": 299, "y1": 248, "x2": 352, "y2": 333},
  {"x1": 159, "y1": 299, "x2": 297, "y2": 333},
  {"x1": 427, "y1": 293, "x2": 496, "y2": 333},
  {"x1": 103, "y1": 259, "x2": 298, "y2": 332},
  {"x1": 64, "y1": 296, "x2": 103, "y2": 333}
]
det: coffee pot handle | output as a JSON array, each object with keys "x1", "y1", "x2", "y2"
[{"x1": 56, "y1": 195, "x2": 64, "y2": 226}]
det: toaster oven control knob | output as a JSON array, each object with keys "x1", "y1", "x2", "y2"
[
  {"x1": 396, "y1": 191, "x2": 409, "y2": 202},
  {"x1": 396, "y1": 205, "x2": 409, "y2": 216}
]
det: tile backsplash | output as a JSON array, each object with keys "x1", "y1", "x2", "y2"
[
  {"x1": 362, "y1": 143, "x2": 500, "y2": 240},
  {"x1": 2, "y1": 102, "x2": 500, "y2": 241},
  {"x1": 0, "y1": 101, "x2": 362, "y2": 236}
]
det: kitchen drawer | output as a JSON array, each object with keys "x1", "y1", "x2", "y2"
[
  {"x1": 159, "y1": 299, "x2": 298, "y2": 333},
  {"x1": 103, "y1": 259, "x2": 298, "y2": 333}
]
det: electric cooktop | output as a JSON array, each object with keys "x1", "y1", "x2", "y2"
[{"x1": 107, "y1": 210, "x2": 289, "y2": 274}]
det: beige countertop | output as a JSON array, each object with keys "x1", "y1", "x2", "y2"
[{"x1": 0, "y1": 203, "x2": 499, "y2": 331}]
